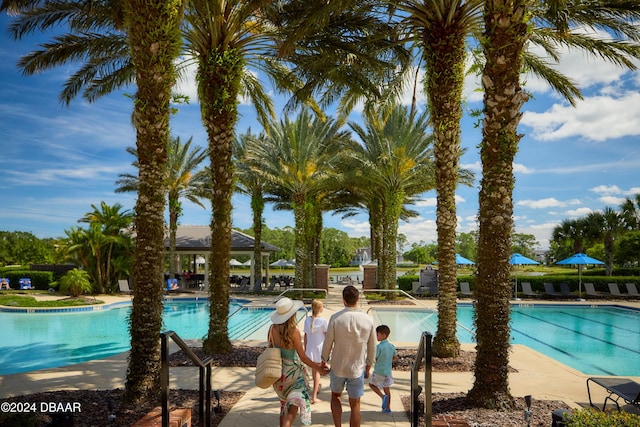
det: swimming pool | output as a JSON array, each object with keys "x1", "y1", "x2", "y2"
[
  {"x1": 371, "y1": 304, "x2": 640, "y2": 377},
  {"x1": 0, "y1": 300, "x2": 276, "y2": 375}
]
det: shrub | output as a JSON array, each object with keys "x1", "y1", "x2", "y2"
[
  {"x1": 397, "y1": 275, "x2": 418, "y2": 291},
  {"x1": 59, "y1": 269, "x2": 92, "y2": 297},
  {"x1": 565, "y1": 408, "x2": 640, "y2": 426}
]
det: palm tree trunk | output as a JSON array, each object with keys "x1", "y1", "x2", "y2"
[
  {"x1": 251, "y1": 189, "x2": 264, "y2": 292},
  {"x1": 169, "y1": 198, "x2": 179, "y2": 278},
  {"x1": 424, "y1": 28, "x2": 466, "y2": 358},
  {"x1": 293, "y1": 196, "x2": 307, "y2": 288},
  {"x1": 382, "y1": 190, "x2": 403, "y2": 293},
  {"x1": 469, "y1": 0, "x2": 531, "y2": 408},
  {"x1": 201, "y1": 49, "x2": 243, "y2": 354},
  {"x1": 124, "y1": 0, "x2": 181, "y2": 402},
  {"x1": 369, "y1": 198, "x2": 383, "y2": 266}
]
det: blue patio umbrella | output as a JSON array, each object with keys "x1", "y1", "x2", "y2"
[
  {"x1": 509, "y1": 253, "x2": 539, "y2": 299},
  {"x1": 556, "y1": 253, "x2": 604, "y2": 300},
  {"x1": 455, "y1": 254, "x2": 475, "y2": 265}
]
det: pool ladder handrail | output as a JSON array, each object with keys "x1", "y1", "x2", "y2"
[
  {"x1": 410, "y1": 331, "x2": 433, "y2": 427},
  {"x1": 363, "y1": 288, "x2": 475, "y2": 338},
  {"x1": 160, "y1": 330, "x2": 216, "y2": 427},
  {"x1": 362, "y1": 288, "x2": 433, "y2": 311},
  {"x1": 272, "y1": 287, "x2": 329, "y2": 305}
]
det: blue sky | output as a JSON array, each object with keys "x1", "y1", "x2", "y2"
[{"x1": 1, "y1": 14, "x2": 639, "y2": 250}]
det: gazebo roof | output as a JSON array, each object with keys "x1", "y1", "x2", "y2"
[{"x1": 164, "y1": 225, "x2": 280, "y2": 253}]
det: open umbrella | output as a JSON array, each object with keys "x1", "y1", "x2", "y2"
[
  {"x1": 556, "y1": 253, "x2": 604, "y2": 300},
  {"x1": 509, "y1": 253, "x2": 539, "y2": 299},
  {"x1": 270, "y1": 259, "x2": 289, "y2": 267},
  {"x1": 229, "y1": 258, "x2": 242, "y2": 273},
  {"x1": 455, "y1": 254, "x2": 475, "y2": 265}
]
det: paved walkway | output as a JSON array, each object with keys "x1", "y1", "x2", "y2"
[{"x1": 1, "y1": 289, "x2": 639, "y2": 426}]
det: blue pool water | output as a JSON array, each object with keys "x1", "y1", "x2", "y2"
[
  {"x1": 0, "y1": 300, "x2": 276, "y2": 375},
  {"x1": 371, "y1": 304, "x2": 640, "y2": 377}
]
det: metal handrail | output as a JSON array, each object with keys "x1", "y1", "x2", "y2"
[
  {"x1": 161, "y1": 331, "x2": 215, "y2": 427},
  {"x1": 411, "y1": 332, "x2": 433, "y2": 427},
  {"x1": 363, "y1": 289, "x2": 475, "y2": 336},
  {"x1": 273, "y1": 287, "x2": 329, "y2": 305},
  {"x1": 362, "y1": 288, "x2": 435, "y2": 311}
]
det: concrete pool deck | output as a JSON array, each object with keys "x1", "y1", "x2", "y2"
[{"x1": 1, "y1": 289, "x2": 639, "y2": 426}]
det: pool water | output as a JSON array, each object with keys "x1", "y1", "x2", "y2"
[
  {"x1": 0, "y1": 301, "x2": 275, "y2": 375},
  {"x1": 371, "y1": 304, "x2": 640, "y2": 377}
]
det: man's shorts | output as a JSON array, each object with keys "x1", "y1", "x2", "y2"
[
  {"x1": 369, "y1": 372, "x2": 394, "y2": 388},
  {"x1": 329, "y1": 371, "x2": 365, "y2": 399}
]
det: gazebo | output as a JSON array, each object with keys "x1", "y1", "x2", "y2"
[{"x1": 164, "y1": 225, "x2": 280, "y2": 288}]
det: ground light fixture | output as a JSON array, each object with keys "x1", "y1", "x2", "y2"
[{"x1": 524, "y1": 395, "x2": 532, "y2": 427}]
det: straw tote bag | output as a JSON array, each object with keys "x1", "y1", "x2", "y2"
[{"x1": 255, "y1": 327, "x2": 282, "y2": 388}]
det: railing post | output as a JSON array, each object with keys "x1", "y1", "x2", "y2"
[
  {"x1": 160, "y1": 332, "x2": 170, "y2": 427},
  {"x1": 199, "y1": 365, "x2": 205, "y2": 424},
  {"x1": 410, "y1": 332, "x2": 432, "y2": 427},
  {"x1": 160, "y1": 330, "x2": 214, "y2": 427},
  {"x1": 424, "y1": 332, "x2": 432, "y2": 427},
  {"x1": 206, "y1": 365, "x2": 212, "y2": 426}
]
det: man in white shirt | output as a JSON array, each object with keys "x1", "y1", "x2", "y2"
[{"x1": 321, "y1": 285, "x2": 376, "y2": 427}]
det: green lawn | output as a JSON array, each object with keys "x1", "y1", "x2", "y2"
[{"x1": 0, "y1": 294, "x2": 103, "y2": 307}]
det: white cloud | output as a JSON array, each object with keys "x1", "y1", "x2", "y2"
[
  {"x1": 521, "y1": 92, "x2": 640, "y2": 142},
  {"x1": 590, "y1": 185, "x2": 640, "y2": 197},
  {"x1": 524, "y1": 26, "x2": 632, "y2": 94},
  {"x1": 414, "y1": 197, "x2": 436, "y2": 208},
  {"x1": 599, "y1": 196, "x2": 626, "y2": 206},
  {"x1": 517, "y1": 198, "x2": 580, "y2": 209},
  {"x1": 398, "y1": 217, "x2": 438, "y2": 244},
  {"x1": 591, "y1": 184, "x2": 623, "y2": 195},
  {"x1": 564, "y1": 207, "x2": 594, "y2": 217},
  {"x1": 513, "y1": 163, "x2": 534, "y2": 174},
  {"x1": 341, "y1": 219, "x2": 370, "y2": 236}
]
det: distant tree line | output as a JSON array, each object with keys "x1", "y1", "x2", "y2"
[
  {"x1": 402, "y1": 231, "x2": 539, "y2": 265},
  {"x1": 551, "y1": 195, "x2": 640, "y2": 274}
]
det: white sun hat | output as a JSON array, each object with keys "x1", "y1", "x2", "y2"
[{"x1": 270, "y1": 297, "x2": 304, "y2": 324}]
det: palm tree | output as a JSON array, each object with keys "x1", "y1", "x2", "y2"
[
  {"x1": 469, "y1": 0, "x2": 640, "y2": 409},
  {"x1": 78, "y1": 202, "x2": 134, "y2": 292},
  {"x1": 395, "y1": 0, "x2": 482, "y2": 357},
  {"x1": 233, "y1": 131, "x2": 268, "y2": 292},
  {"x1": 586, "y1": 208, "x2": 625, "y2": 275},
  {"x1": 115, "y1": 136, "x2": 209, "y2": 278},
  {"x1": 2, "y1": 0, "x2": 181, "y2": 403},
  {"x1": 468, "y1": 0, "x2": 531, "y2": 408},
  {"x1": 552, "y1": 218, "x2": 588, "y2": 257},
  {"x1": 620, "y1": 195, "x2": 640, "y2": 231},
  {"x1": 121, "y1": 0, "x2": 182, "y2": 403},
  {"x1": 246, "y1": 109, "x2": 352, "y2": 288},
  {"x1": 345, "y1": 105, "x2": 436, "y2": 291}
]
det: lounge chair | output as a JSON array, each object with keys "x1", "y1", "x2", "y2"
[
  {"x1": 521, "y1": 282, "x2": 538, "y2": 298},
  {"x1": 19, "y1": 278, "x2": 33, "y2": 290},
  {"x1": 559, "y1": 282, "x2": 572, "y2": 298},
  {"x1": 584, "y1": 283, "x2": 607, "y2": 298},
  {"x1": 118, "y1": 279, "x2": 132, "y2": 294},
  {"x1": 587, "y1": 377, "x2": 640, "y2": 412},
  {"x1": 608, "y1": 283, "x2": 627, "y2": 298},
  {"x1": 458, "y1": 282, "x2": 473, "y2": 298},
  {"x1": 235, "y1": 277, "x2": 250, "y2": 292},
  {"x1": 625, "y1": 283, "x2": 640, "y2": 298},
  {"x1": 544, "y1": 283, "x2": 561, "y2": 298},
  {"x1": 412, "y1": 281, "x2": 421, "y2": 293},
  {"x1": 426, "y1": 281, "x2": 438, "y2": 296}
]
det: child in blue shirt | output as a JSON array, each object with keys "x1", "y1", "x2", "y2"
[{"x1": 369, "y1": 324, "x2": 398, "y2": 413}]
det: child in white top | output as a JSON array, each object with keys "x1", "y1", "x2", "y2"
[{"x1": 303, "y1": 299, "x2": 328, "y2": 403}]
